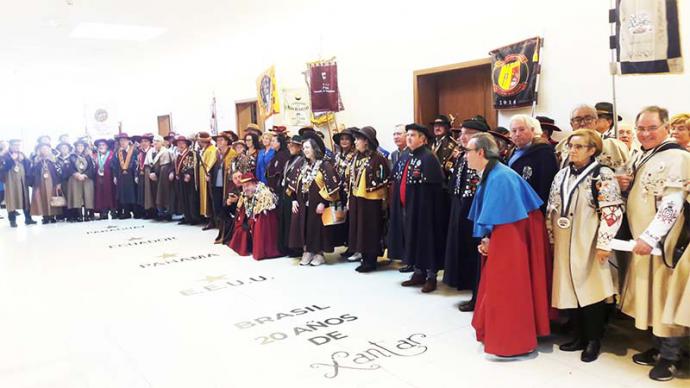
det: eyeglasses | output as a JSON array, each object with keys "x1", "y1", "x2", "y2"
[
  {"x1": 570, "y1": 116, "x2": 597, "y2": 126},
  {"x1": 465, "y1": 148, "x2": 479, "y2": 153},
  {"x1": 636, "y1": 124, "x2": 666, "y2": 133},
  {"x1": 565, "y1": 143, "x2": 593, "y2": 151}
]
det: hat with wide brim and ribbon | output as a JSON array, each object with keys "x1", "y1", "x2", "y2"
[
  {"x1": 302, "y1": 130, "x2": 326, "y2": 153},
  {"x1": 114, "y1": 133, "x2": 131, "y2": 141},
  {"x1": 73, "y1": 138, "x2": 90, "y2": 148},
  {"x1": 333, "y1": 127, "x2": 356, "y2": 145},
  {"x1": 56, "y1": 141, "x2": 74, "y2": 152},
  {"x1": 535, "y1": 116, "x2": 561, "y2": 133},
  {"x1": 270, "y1": 126, "x2": 288, "y2": 137},
  {"x1": 489, "y1": 130, "x2": 513, "y2": 146},
  {"x1": 288, "y1": 135, "x2": 304, "y2": 145},
  {"x1": 352, "y1": 126, "x2": 380, "y2": 149},
  {"x1": 595, "y1": 102, "x2": 623, "y2": 121},
  {"x1": 245, "y1": 123, "x2": 263, "y2": 137},
  {"x1": 94, "y1": 138, "x2": 115, "y2": 148},
  {"x1": 140, "y1": 133, "x2": 155, "y2": 141},
  {"x1": 213, "y1": 130, "x2": 239, "y2": 143},
  {"x1": 174, "y1": 135, "x2": 192, "y2": 146},
  {"x1": 298, "y1": 126, "x2": 316, "y2": 136}
]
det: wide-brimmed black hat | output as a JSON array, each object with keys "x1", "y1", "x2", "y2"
[
  {"x1": 352, "y1": 126, "x2": 379, "y2": 149},
  {"x1": 595, "y1": 102, "x2": 622, "y2": 121},
  {"x1": 164, "y1": 132, "x2": 177, "y2": 141},
  {"x1": 493, "y1": 126, "x2": 509, "y2": 135},
  {"x1": 73, "y1": 138, "x2": 90, "y2": 148},
  {"x1": 56, "y1": 141, "x2": 73, "y2": 152},
  {"x1": 298, "y1": 126, "x2": 316, "y2": 136},
  {"x1": 333, "y1": 127, "x2": 356, "y2": 144},
  {"x1": 288, "y1": 135, "x2": 304, "y2": 145},
  {"x1": 302, "y1": 130, "x2": 325, "y2": 153},
  {"x1": 461, "y1": 118, "x2": 490, "y2": 133},
  {"x1": 489, "y1": 130, "x2": 513, "y2": 146},
  {"x1": 430, "y1": 114, "x2": 451, "y2": 128},
  {"x1": 535, "y1": 116, "x2": 561, "y2": 133},
  {"x1": 114, "y1": 133, "x2": 131, "y2": 141},
  {"x1": 405, "y1": 123, "x2": 433, "y2": 139},
  {"x1": 94, "y1": 138, "x2": 114, "y2": 148}
]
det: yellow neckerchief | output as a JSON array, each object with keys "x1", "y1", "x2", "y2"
[{"x1": 118, "y1": 146, "x2": 134, "y2": 171}]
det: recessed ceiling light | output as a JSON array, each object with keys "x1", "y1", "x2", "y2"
[{"x1": 70, "y1": 22, "x2": 166, "y2": 42}]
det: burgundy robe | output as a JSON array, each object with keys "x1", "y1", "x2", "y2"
[
  {"x1": 94, "y1": 151, "x2": 116, "y2": 211},
  {"x1": 229, "y1": 208, "x2": 281, "y2": 260}
]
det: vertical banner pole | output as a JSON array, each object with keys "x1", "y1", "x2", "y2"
[
  {"x1": 610, "y1": 0, "x2": 620, "y2": 138},
  {"x1": 530, "y1": 37, "x2": 543, "y2": 117}
]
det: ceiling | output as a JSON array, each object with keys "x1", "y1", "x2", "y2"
[{"x1": 0, "y1": 0, "x2": 255, "y2": 74}]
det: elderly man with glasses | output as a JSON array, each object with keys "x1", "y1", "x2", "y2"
[{"x1": 556, "y1": 104, "x2": 629, "y2": 170}]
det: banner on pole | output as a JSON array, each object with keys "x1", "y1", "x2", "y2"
[
  {"x1": 85, "y1": 103, "x2": 119, "y2": 140},
  {"x1": 283, "y1": 88, "x2": 311, "y2": 127},
  {"x1": 489, "y1": 37, "x2": 542, "y2": 109},
  {"x1": 256, "y1": 66, "x2": 280, "y2": 120},
  {"x1": 307, "y1": 58, "x2": 344, "y2": 114},
  {"x1": 611, "y1": 0, "x2": 683, "y2": 74}
]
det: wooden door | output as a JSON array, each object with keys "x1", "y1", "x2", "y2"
[
  {"x1": 414, "y1": 58, "x2": 497, "y2": 129},
  {"x1": 157, "y1": 114, "x2": 172, "y2": 136},
  {"x1": 235, "y1": 100, "x2": 259, "y2": 138}
]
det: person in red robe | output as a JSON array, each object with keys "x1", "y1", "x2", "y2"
[
  {"x1": 466, "y1": 133, "x2": 551, "y2": 358},
  {"x1": 228, "y1": 172, "x2": 281, "y2": 260}
]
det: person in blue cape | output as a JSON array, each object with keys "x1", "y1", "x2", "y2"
[{"x1": 466, "y1": 132, "x2": 551, "y2": 358}]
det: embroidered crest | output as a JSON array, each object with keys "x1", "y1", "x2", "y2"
[{"x1": 522, "y1": 166, "x2": 533, "y2": 180}]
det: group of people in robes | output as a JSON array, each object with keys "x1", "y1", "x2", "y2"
[{"x1": 2, "y1": 103, "x2": 689, "y2": 382}]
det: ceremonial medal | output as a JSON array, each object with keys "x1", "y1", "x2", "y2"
[
  {"x1": 13, "y1": 166, "x2": 19, "y2": 173},
  {"x1": 558, "y1": 161, "x2": 600, "y2": 231},
  {"x1": 557, "y1": 217, "x2": 571, "y2": 229},
  {"x1": 123, "y1": 170, "x2": 128, "y2": 175},
  {"x1": 43, "y1": 173, "x2": 49, "y2": 179},
  {"x1": 98, "y1": 169, "x2": 104, "y2": 176}
]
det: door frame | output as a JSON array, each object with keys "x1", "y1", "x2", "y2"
[
  {"x1": 413, "y1": 57, "x2": 494, "y2": 126},
  {"x1": 235, "y1": 99, "x2": 260, "y2": 138}
]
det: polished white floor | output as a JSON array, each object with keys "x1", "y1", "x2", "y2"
[{"x1": 0, "y1": 210, "x2": 688, "y2": 388}]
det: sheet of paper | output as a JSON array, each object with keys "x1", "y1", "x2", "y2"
[{"x1": 611, "y1": 239, "x2": 663, "y2": 256}]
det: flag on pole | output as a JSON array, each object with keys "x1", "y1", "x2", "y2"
[
  {"x1": 210, "y1": 95, "x2": 218, "y2": 135},
  {"x1": 307, "y1": 58, "x2": 344, "y2": 114},
  {"x1": 611, "y1": 0, "x2": 683, "y2": 74},
  {"x1": 256, "y1": 66, "x2": 280, "y2": 120},
  {"x1": 489, "y1": 37, "x2": 542, "y2": 109}
]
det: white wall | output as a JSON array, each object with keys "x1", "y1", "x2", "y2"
[{"x1": 3, "y1": 0, "x2": 690, "y2": 151}]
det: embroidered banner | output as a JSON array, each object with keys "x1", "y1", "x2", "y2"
[
  {"x1": 283, "y1": 88, "x2": 311, "y2": 127},
  {"x1": 308, "y1": 59, "x2": 344, "y2": 114},
  {"x1": 256, "y1": 65, "x2": 280, "y2": 120},
  {"x1": 612, "y1": 0, "x2": 683, "y2": 74},
  {"x1": 489, "y1": 37, "x2": 542, "y2": 109}
]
